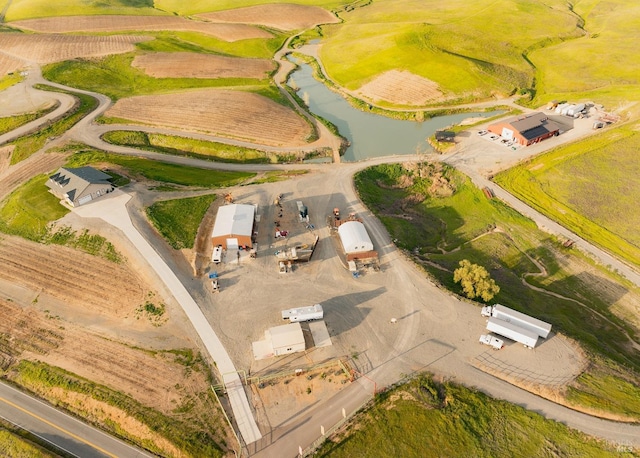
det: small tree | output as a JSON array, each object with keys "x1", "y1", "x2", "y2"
[{"x1": 453, "y1": 259, "x2": 500, "y2": 302}]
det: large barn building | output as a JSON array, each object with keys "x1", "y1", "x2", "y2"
[
  {"x1": 488, "y1": 112, "x2": 561, "y2": 146},
  {"x1": 211, "y1": 204, "x2": 255, "y2": 249},
  {"x1": 46, "y1": 166, "x2": 114, "y2": 207}
]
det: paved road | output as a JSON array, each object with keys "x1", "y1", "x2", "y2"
[{"x1": 0, "y1": 381, "x2": 153, "y2": 458}]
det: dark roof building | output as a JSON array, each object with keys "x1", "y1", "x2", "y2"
[
  {"x1": 435, "y1": 130, "x2": 455, "y2": 142},
  {"x1": 47, "y1": 166, "x2": 114, "y2": 207},
  {"x1": 488, "y1": 112, "x2": 561, "y2": 146}
]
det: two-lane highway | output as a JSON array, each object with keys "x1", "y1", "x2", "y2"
[{"x1": 0, "y1": 381, "x2": 154, "y2": 458}]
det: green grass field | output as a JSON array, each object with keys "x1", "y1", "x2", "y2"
[
  {"x1": 354, "y1": 162, "x2": 640, "y2": 416},
  {"x1": 154, "y1": 0, "x2": 344, "y2": 16},
  {"x1": 0, "y1": 428, "x2": 56, "y2": 458},
  {"x1": 0, "y1": 73, "x2": 23, "y2": 92},
  {"x1": 494, "y1": 122, "x2": 640, "y2": 269},
  {"x1": 5, "y1": 0, "x2": 165, "y2": 21},
  {"x1": 316, "y1": 374, "x2": 627, "y2": 457},
  {"x1": 0, "y1": 103, "x2": 58, "y2": 135},
  {"x1": 147, "y1": 194, "x2": 217, "y2": 249},
  {"x1": 64, "y1": 147, "x2": 255, "y2": 187}
]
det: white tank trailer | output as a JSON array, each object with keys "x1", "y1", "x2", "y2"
[
  {"x1": 482, "y1": 304, "x2": 552, "y2": 338},
  {"x1": 281, "y1": 304, "x2": 323, "y2": 323},
  {"x1": 486, "y1": 317, "x2": 539, "y2": 348}
]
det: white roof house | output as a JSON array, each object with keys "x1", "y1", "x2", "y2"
[
  {"x1": 252, "y1": 323, "x2": 306, "y2": 359},
  {"x1": 211, "y1": 204, "x2": 255, "y2": 249},
  {"x1": 338, "y1": 221, "x2": 373, "y2": 254}
]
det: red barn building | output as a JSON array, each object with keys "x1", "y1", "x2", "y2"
[{"x1": 488, "y1": 112, "x2": 561, "y2": 146}]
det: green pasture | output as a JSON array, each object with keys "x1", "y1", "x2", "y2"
[
  {"x1": 0, "y1": 174, "x2": 68, "y2": 240},
  {"x1": 0, "y1": 103, "x2": 58, "y2": 135},
  {"x1": 65, "y1": 148, "x2": 255, "y2": 187},
  {"x1": 102, "y1": 131, "x2": 274, "y2": 163},
  {"x1": 494, "y1": 123, "x2": 640, "y2": 269},
  {"x1": 136, "y1": 31, "x2": 287, "y2": 59},
  {"x1": 317, "y1": 374, "x2": 625, "y2": 458},
  {"x1": 355, "y1": 163, "x2": 640, "y2": 387},
  {"x1": 0, "y1": 428, "x2": 56, "y2": 458},
  {"x1": 5, "y1": 0, "x2": 164, "y2": 21},
  {"x1": 0, "y1": 72, "x2": 22, "y2": 91},
  {"x1": 43, "y1": 53, "x2": 271, "y2": 101},
  {"x1": 319, "y1": 0, "x2": 579, "y2": 100},
  {"x1": 154, "y1": 0, "x2": 344, "y2": 16},
  {"x1": 146, "y1": 194, "x2": 216, "y2": 249}
]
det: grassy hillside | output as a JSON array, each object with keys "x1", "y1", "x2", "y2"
[
  {"x1": 319, "y1": 0, "x2": 580, "y2": 102},
  {"x1": 494, "y1": 122, "x2": 640, "y2": 269},
  {"x1": 316, "y1": 374, "x2": 628, "y2": 458},
  {"x1": 154, "y1": 0, "x2": 344, "y2": 16},
  {"x1": 5, "y1": 0, "x2": 165, "y2": 21}
]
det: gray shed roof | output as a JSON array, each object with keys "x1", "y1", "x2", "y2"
[{"x1": 47, "y1": 166, "x2": 112, "y2": 202}]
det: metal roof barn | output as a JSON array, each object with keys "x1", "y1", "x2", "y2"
[
  {"x1": 338, "y1": 220, "x2": 373, "y2": 254},
  {"x1": 211, "y1": 204, "x2": 255, "y2": 249}
]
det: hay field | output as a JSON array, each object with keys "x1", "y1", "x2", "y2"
[
  {"x1": 197, "y1": 3, "x2": 339, "y2": 31},
  {"x1": 132, "y1": 52, "x2": 276, "y2": 79},
  {"x1": 155, "y1": 0, "x2": 344, "y2": 16},
  {"x1": 11, "y1": 15, "x2": 273, "y2": 42},
  {"x1": 357, "y1": 70, "x2": 445, "y2": 106},
  {"x1": 0, "y1": 33, "x2": 150, "y2": 64},
  {"x1": 106, "y1": 89, "x2": 313, "y2": 146},
  {"x1": 4, "y1": 0, "x2": 164, "y2": 21}
]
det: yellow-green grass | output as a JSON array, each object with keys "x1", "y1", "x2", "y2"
[
  {"x1": 355, "y1": 163, "x2": 640, "y2": 376},
  {"x1": 42, "y1": 53, "x2": 272, "y2": 101},
  {"x1": 319, "y1": 0, "x2": 580, "y2": 100},
  {"x1": 136, "y1": 30, "x2": 287, "y2": 59},
  {"x1": 0, "y1": 428, "x2": 56, "y2": 458},
  {"x1": 529, "y1": 0, "x2": 640, "y2": 106},
  {"x1": 102, "y1": 130, "x2": 274, "y2": 163},
  {"x1": 0, "y1": 72, "x2": 23, "y2": 91},
  {"x1": 0, "y1": 103, "x2": 58, "y2": 135},
  {"x1": 317, "y1": 374, "x2": 625, "y2": 458},
  {"x1": 5, "y1": 0, "x2": 165, "y2": 21},
  {"x1": 154, "y1": 0, "x2": 344, "y2": 16},
  {"x1": 147, "y1": 194, "x2": 216, "y2": 249},
  {"x1": 65, "y1": 148, "x2": 256, "y2": 187},
  {"x1": 0, "y1": 174, "x2": 68, "y2": 241},
  {"x1": 494, "y1": 123, "x2": 640, "y2": 269}
]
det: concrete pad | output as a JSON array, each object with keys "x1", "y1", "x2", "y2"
[
  {"x1": 252, "y1": 339, "x2": 273, "y2": 360},
  {"x1": 309, "y1": 320, "x2": 332, "y2": 348}
]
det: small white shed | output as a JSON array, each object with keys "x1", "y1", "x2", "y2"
[
  {"x1": 338, "y1": 221, "x2": 373, "y2": 254},
  {"x1": 268, "y1": 323, "x2": 305, "y2": 356}
]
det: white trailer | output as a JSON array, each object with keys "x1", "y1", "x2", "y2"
[
  {"x1": 486, "y1": 317, "x2": 539, "y2": 348},
  {"x1": 484, "y1": 304, "x2": 552, "y2": 338},
  {"x1": 560, "y1": 104, "x2": 575, "y2": 116},
  {"x1": 281, "y1": 303, "x2": 323, "y2": 322},
  {"x1": 555, "y1": 103, "x2": 569, "y2": 114}
]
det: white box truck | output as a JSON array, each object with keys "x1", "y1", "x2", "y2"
[
  {"x1": 486, "y1": 317, "x2": 539, "y2": 348},
  {"x1": 281, "y1": 303, "x2": 323, "y2": 322},
  {"x1": 482, "y1": 304, "x2": 551, "y2": 338}
]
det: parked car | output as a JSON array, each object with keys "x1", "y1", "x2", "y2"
[
  {"x1": 477, "y1": 130, "x2": 488, "y2": 136},
  {"x1": 489, "y1": 135, "x2": 499, "y2": 140}
]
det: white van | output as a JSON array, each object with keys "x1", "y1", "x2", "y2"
[{"x1": 212, "y1": 246, "x2": 223, "y2": 264}]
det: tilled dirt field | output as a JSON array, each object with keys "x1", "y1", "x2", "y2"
[
  {"x1": 0, "y1": 33, "x2": 150, "y2": 64},
  {"x1": 11, "y1": 15, "x2": 273, "y2": 42},
  {"x1": 357, "y1": 70, "x2": 446, "y2": 105},
  {"x1": 132, "y1": 52, "x2": 276, "y2": 79},
  {"x1": 198, "y1": 4, "x2": 339, "y2": 31},
  {"x1": 106, "y1": 89, "x2": 314, "y2": 146},
  {"x1": 0, "y1": 53, "x2": 23, "y2": 77},
  {"x1": 0, "y1": 235, "x2": 144, "y2": 316}
]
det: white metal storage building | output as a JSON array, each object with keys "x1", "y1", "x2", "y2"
[
  {"x1": 338, "y1": 221, "x2": 373, "y2": 254},
  {"x1": 252, "y1": 323, "x2": 306, "y2": 359},
  {"x1": 211, "y1": 204, "x2": 255, "y2": 249}
]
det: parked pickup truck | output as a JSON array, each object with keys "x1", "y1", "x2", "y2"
[{"x1": 479, "y1": 334, "x2": 504, "y2": 350}]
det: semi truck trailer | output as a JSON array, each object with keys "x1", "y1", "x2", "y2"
[
  {"x1": 486, "y1": 317, "x2": 539, "y2": 348},
  {"x1": 482, "y1": 304, "x2": 551, "y2": 338}
]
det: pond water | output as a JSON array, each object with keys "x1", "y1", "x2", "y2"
[{"x1": 287, "y1": 60, "x2": 500, "y2": 162}]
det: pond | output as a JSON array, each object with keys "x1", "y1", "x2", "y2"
[{"x1": 287, "y1": 59, "x2": 501, "y2": 162}]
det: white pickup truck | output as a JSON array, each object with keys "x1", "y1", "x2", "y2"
[{"x1": 479, "y1": 334, "x2": 504, "y2": 350}]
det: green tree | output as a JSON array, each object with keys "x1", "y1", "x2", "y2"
[{"x1": 453, "y1": 259, "x2": 500, "y2": 302}]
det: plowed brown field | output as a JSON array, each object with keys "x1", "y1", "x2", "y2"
[
  {"x1": 357, "y1": 70, "x2": 445, "y2": 105},
  {"x1": 0, "y1": 33, "x2": 149, "y2": 63},
  {"x1": 0, "y1": 235, "x2": 143, "y2": 316},
  {"x1": 198, "y1": 4, "x2": 339, "y2": 31},
  {"x1": 106, "y1": 89, "x2": 313, "y2": 146},
  {"x1": 132, "y1": 52, "x2": 276, "y2": 79},
  {"x1": 0, "y1": 52, "x2": 23, "y2": 76},
  {"x1": 12, "y1": 15, "x2": 273, "y2": 42}
]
